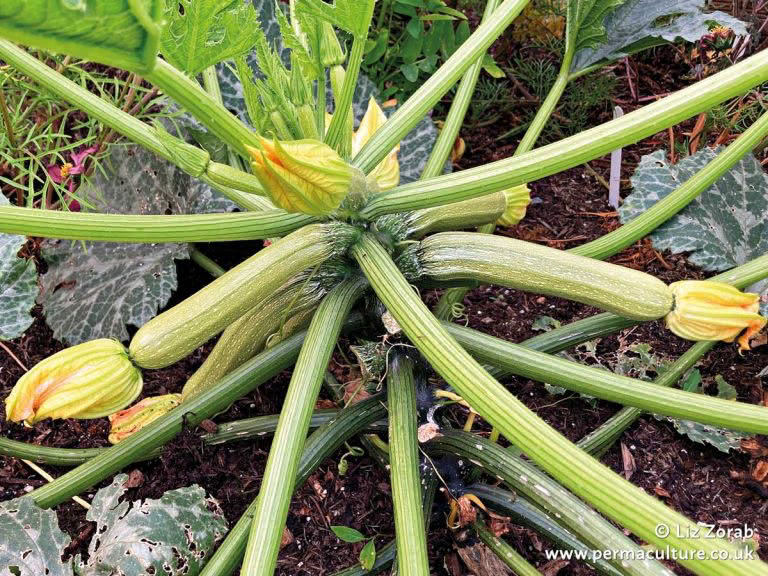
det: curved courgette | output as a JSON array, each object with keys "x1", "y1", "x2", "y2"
[
  {"x1": 180, "y1": 284, "x2": 318, "y2": 401},
  {"x1": 418, "y1": 232, "x2": 673, "y2": 320},
  {"x1": 129, "y1": 223, "x2": 358, "y2": 369}
]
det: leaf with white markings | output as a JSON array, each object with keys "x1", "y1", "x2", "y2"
[
  {"x1": 40, "y1": 145, "x2": 234, "y2": 344},
  {"x1": 161, "y1": 0, "x2": 261, "y2": 75},
  {"x1": 0, "y1": 195, "x2": 37, "y2": 341},
  {"x1": 81, "y1": 474, "x2": 228, "y2": 576},
  {"x1": 0, "y1": 0, "x2": 162, "y2": 72},
  {"x1": 621, "y1": 147, "x2": 768, "y2": 273},
  {"x1": 0, "y1": 497, "x2": 73, "y2": 576},
  {"x1": 571, "y1": 0, "x2": 747, "y2": 72}
]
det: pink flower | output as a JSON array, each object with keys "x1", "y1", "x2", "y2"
[{"x1": 46, "y1": 146, "x2": 98, "y2": 211}]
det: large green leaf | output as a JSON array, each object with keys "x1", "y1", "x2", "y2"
[
  {"x1": 566, "y1": 0, "x2": 625, "y2": 56},
  {"x1": 0, "y1": 0, "x2": 162, "y2": 73},
  {"x1": 0, "y1": 497, "x2": 73, "y2": 576},
  {"x1": 620, "y1": 147, "x2": 768, "y2": 313},
  {"x1": 81, "y1": 474, "x2": 228, "y2": 576},
  {"x1": 571, "y1": 0, "x2": 748, "y2": 72},
  {"x1": 160, "y1": 0, "x2": 260, "y2": 76},
  {"x1": 39, "y1": 145, "x2": 234, "y2": 345},
  {"x1": 297, "y1": 0, "x2": 376, "y2": 38},
  {"x1": 0, "y1": 195, "x2": 37, "y2": 341}
]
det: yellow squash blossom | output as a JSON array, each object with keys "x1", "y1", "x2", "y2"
[
  {"x1": 5, "y1": 339, "x2": 142, "y2": 425},
  {"x1": 108, "y1": 393, "x2": 182, "y2": 444},
  {"x1": 248, "y1": 137, "x2": 353, "y2": 215},
  {"x1": 352, "y1": 97, "x2": 401, "y2": 191},
  {"x1": 498, "y1": 185, "x2": 532, "y2": 227},
  {"x1": 666, "y1": 281, "x2": 766, "y2": 352}
]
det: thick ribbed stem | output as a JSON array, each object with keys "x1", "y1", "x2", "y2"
[
  {"x1": 241, "y1": 277, "x2": 367, "y2": 576},
  {"x1": 326, "y1": 37, "x2": 366, "y2": 156},
  {"x1": 27, "y1": 332, "x2": 307, "y2": 509},
  {"x1": 146, "y1": 59, "x2": 259, "y2": 155},
  {"x1": 571, "y1": 111, "x2": 768, "y2": 260},
  {"x1": 388, "y1": 355, "x2": 430, "y2": 576},
  {"x1": 353, "y1": 0, "x2": 530, "y2": 174},
  {"x1": 469, "y1": 484, "x2": 623, "y2": 576},
  {"x1": 446, "y1": 322, "x2": 768, "y2": 434},
  {"x1": 473, "y1": 520, "x2": 542, "y2": 576},
  {"x1": 430, "y1": 431, "x2": 673, "y2": 576},
  {"x1": 577, "y1": 341, "x2": 716, "y2": 456},
  {"x1": 351, "y1": 233, "x2": 768, "y2": 576},
  {"x1": 201, "y1": 395, "x2": 387, "y2": 576},
  {"x1": 420, "y1": 0, "x2": 502, "y2": 179},
  {"x1": 0, "y1": 206, "x2": 313, "y2": 242},
  {"x1": 360, "y1": 50, "x2": 768, "y2": 218}
]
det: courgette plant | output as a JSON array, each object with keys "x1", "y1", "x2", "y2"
[{"x1": 1, "y1": 1, "x2": 768, "y2": 576}]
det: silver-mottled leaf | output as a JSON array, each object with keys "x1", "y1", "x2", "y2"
[
  {"x1": 620, "y1": 147, "x2": 768, "y2": 272},
  {"x1": 572, "y1": 0, "x2": 748, "y2": 71},
  {"x1": 0, "y1": 497, "x2": 73, "y2": 576},
  {"x1": 40, "y1": 145, "x2": 233, "y2": 344},
  {"x1": 81, "y1": 474, "x2": 228, "y2": 576},
  {"x1": 669, "y1": 418, "x2": 746, "y2": 453},
  {"x1": 0, "y1": 196, "x2": 38, "y2": 340}
]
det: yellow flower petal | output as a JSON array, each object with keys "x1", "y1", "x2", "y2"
[
  {"x1": 248, "y1": 137, "x2": 353, "y2": 215},
  {"x1": 666, "y1": 281, "x2": 766, "y2": 352},
  {"x1": 497, "y1": 185, "x2": 531, "y2": 227},
  {"x1": 4, "y1": 339, "x2": 142, "y2": 425},
  {"x1": 108, "y1": 394, "x2": 182, "y2": 444},
  {"x1": 352, "y1": 98, "x2": 400, "y2": 191}
]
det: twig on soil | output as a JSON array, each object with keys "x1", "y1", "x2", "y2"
[{"x1": 0, "y1": 341, "x2": 27, "y2": 372}]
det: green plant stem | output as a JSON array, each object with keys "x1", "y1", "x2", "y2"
[
  {"x1": 571, "y1": 111, "x2": 768, "y2": 260},
  {"x1": 435, "y1": 35, "x2": 573, "y2": 318},
  {"x1": 0, "y1": 206, "x2": 314, "y2": 242},
  {"x1": 577, "y1": 341, "x2": 716, "y2": 457},
  {"x1": 201, "y1": 395, "x2": 388, "y2": 576},
  {"x1": 325, "y1": 36, "x2": 366, "y2": 155},
  {"x1": 351, "y1": 233, "x2": 768, "y2": 576},
  {"x1": 205, "y1": 161, "x2": 266, "y2": 196},
  {"x1": 420, "y1": 0, "x2": 502, "y2": 179},
  {"x1": 445, "y1": 322, "x2": 768, "y2": 434},
  {"x1": 360, "y1": 50, "x2": 768, "y2": 218},
  {"x1": 430, "y1": 430, "x2": 673, "y2": 576},
  {"x1": 516, "y1": 55, "x2": 573, "y2": 155},
  {"x1": 242, "y1": 277, "x2": 368, "y2": 576},
  {"x1": 189, "y1": 245, "x2": 226, "y2": 278},
  {"x1": 387, "y1": 354, "x2": 430, "y2": 576},
  {"x1": 469, "y1": 484, "x2": 623, "y2": 576},
  {"x1": 353, "y1": 0, "x2": 531, "y2": 174},
  {"x1": 0, "y1": 86, "x2": 16, "y2": 148},
  {"x1": 145, "y1": 58, "x2": 259, "y2": 155},
  {"x1": 473, "y1": 520, "x2": 542, "y2": 576},
  {"x1": 0, "y1": 41, "x2": 263, "y2": 204},
  {"x1": 0, "y1": 40, "x2": 206, "y2": 173},
  {"x1": 26, "y1": 332, "x2": 307, "y2": 509}
]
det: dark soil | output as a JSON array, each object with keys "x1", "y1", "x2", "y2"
[{"x1": 2, "y1": 29, "x2": 768, "y2": 576}]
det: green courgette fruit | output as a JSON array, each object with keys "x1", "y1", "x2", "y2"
[
  {"x1": 180, "y1": 283, "x2": 318, "y2": 401},
  {"x1": 129, "y1": 223, "x2": 358, "y2": 369},
  {"x1": 418, "y1": 232, "x2": 673, "y2": 320}
]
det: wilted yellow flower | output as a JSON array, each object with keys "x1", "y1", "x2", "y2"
[
  {"x1": 498, "y1": 185, "x2": 531, "y2": 226},
  {"x1": 666, "y1": 281, "x2": 766, "y2": 352},
  {"x1": 5, "y1": 339, "x2": 142, "y2": 425},
  {"x1": 248, "y1": 137, "x2": 353, "y2": 215},
  {"x1": 108, "y1": 394, "x2": 181, "y2": 444},
  {"x1": 352, "y1": 97, "x2": 400, "y2": 191}
]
